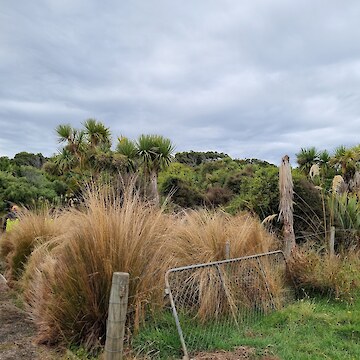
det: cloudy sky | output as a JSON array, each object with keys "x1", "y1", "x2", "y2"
[{"x1": 1, "y1": 0, "x2": 360, "y2": 164}]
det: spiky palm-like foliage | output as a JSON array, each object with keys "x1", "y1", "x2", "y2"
[
  {"x1": 55, "y1": 121, "x2": 114, "y2": 177},
  {"x1": 53, "y1": 149, "x2": 78, "y2": 175},
  {"x1": 331, "y1": 145, "x2": 358, "y2": 179},
  {"x1": 137, "y1": 134, "x2": 174, "y2": 173},
  {"x1": 328, "y1": 193, "x2": 360, "y2": 249},
  {"x1": 136, "y1": 135, "x2": 174, "y2": 205},
  {"x1": 83, "y1": 119, "x2": 111, "y2": 150},
  {"x1": 296, "y1": 147, "x2": 319, "y2": 175},
  {"x1": 56, "y1": 124, "x2": 86, "y2": 168},
  {"x1": 318, "y1": 150, "x2": 331, "y2": 177},
  {"x1": 116, "y1": 136, "x2": 138, "y2": 172}
]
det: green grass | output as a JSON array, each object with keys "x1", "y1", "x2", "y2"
[
  {"x1": 256, "y1": 299, "x2": 359, "y2": 359},
  {"x1": 133, "y1": 298, "x2": 360, "y2": 359},
  {"x1": 131, "y1": 312, "x2": 183, "y2": 359},
  {"x1": 240, "y1": 298, "x2": 360, "y2": 359}
]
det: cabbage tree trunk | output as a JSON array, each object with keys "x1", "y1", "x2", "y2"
[{"x1": 150, "y1": 170, "x2": 160, "y2": 206}]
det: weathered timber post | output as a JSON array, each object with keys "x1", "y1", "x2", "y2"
[
  {"x1": 279, "y1": 155, "x2": 296, "y2": 258},
  {"x1": 329, "y1": 226, "x2": 335, "y2": 258},
  {"x1": 104, "y1": 272, "x2": 129, "y2": 360},
  {"x1": 225, "y1": 241, "x2": 230, "y2": 260}
]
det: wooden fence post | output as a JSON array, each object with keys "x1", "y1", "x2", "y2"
[
  {"x1": 225, "y1": 241, "x2": 230, "y2": 260},
  {"x1": 104, "y1": 272, "x2": 129, "y2": 360},
  {"x1": 329, "y1": 226, "x2": 335, "y2": 258}
]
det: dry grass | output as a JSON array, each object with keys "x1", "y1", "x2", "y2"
[
  {"x1": 169, "y1": 210, "x2": 277, "y2": 267},
  {"x1": 24, "y1": 186, "x2": 173, "y2": 349},
  {"x1": 17, "y1": 186, "x2": 282, "y2": 351},
  {"x1": 166, "y1": 210, "x2": 281, "y2": 322},
  {"x1": 0, "y1": 208, "x2": 71, "y2": 284},
  {"x1": 288, "y1": 246, "x2": 360, "y2": 301}
]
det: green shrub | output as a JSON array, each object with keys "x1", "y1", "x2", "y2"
[
  {"x1": 328, "y1": 194, "x2": 360, "y2": 250},
  {"x1": 160, "y1": 176, "x2": 204, "y2": 207}
]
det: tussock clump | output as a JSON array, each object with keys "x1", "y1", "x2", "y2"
[
  {"x1": 288, "y1": 246, "x2": 360, "y2": 301},
  {"x1": 167, "y1": 210, "x2": 283, "y2": 321},
  {"x1": 23, "y1": 189, "x2": 284, "y2": 350},
  {"x1": 170, "y1": 210, "x2": 277, "y2": 267},
  {"x1": 25, "y1": 187, "x2": 172, "y2": 349},
  {"x1": 22, "y1": 241, "x2": 62, "y2": 342},
  {"x1": 0, "y1": 208, "x2": 70, "y2": 284}
]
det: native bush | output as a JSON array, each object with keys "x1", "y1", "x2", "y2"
[
  {"x1": 160, "y1": 176, "x2": 204, "y2": 207},
  {"x1": 225, "y1": 166, "x2": 279, "y2": 218},
  {"x1": 205, "y1": 186, "x2": 233, "y2": 206},
  {"x1": 328, "y1": 193, "x2": 360, "y2": 250}
]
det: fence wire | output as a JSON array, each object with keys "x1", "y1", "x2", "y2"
[{"x1": 165, "y1": 250, "x2": 294, "y2": 359}]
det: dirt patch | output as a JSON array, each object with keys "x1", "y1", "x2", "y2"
[
  {"x1": 0, "y1": 283, "x2": 60, "y2": 360},
  {"x1": 193, "y1": 346, "x2": 280, "y2": 360},
  {"x1": 193, "y1": 346, "x2": 255, "y2": 359}
]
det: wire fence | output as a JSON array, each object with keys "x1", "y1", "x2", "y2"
[{"x1": 165, "y1": 250, "x2": 294, "y2": 359}]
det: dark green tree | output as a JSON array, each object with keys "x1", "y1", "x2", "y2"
[
  {"x1": 56, "y1": 124, "x2": 86, "y2": 169},
  {"x1": 13, "y1": 152, "x2": 46, "y2": 169},
  {"x1": 175, "y1": 151, "x2": 229, "y2": 167}
]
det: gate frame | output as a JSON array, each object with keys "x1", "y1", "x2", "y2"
[{"x1": 164, "y1": 250, "x2": 288, "y2": 360}]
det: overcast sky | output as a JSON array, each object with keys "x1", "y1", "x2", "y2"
[{"x1": 1, "y1": 0, "x2": 360, "y2": 165}]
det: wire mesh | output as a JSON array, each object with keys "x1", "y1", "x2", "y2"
[{"x1": 165, "y1": 251, "x2": 294, "y2": 358}]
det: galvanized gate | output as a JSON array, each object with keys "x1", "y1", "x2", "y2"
[{"x1": 165, "y1": 250, "x2": 293, "y2": 359}]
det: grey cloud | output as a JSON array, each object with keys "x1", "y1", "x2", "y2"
[{"x1": 1, "y1": 0, "x2": 360, "y2": 164}]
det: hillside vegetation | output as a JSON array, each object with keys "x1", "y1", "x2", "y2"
[{"x1": 2, "y1": 121, "x2": 360, "y2": 359}]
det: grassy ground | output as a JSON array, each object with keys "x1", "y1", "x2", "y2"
[
  {"x1": 133, "y1": 297, "x2": 360, "y2": 359},
  {"x1": 241, "y1": 297, "x2": 360, "y2": 359}
]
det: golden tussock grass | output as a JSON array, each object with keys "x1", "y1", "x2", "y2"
[
  {"x1": 24, "y1": 186, "x2": 173, "y2": 348},
  {"x1": 0, "y1": 207, "x2": 71, "y2": 284},
  {"x1": 288, "y1": 245, "x2": 360, "y2": 300},
  {"x1": 18, "y1": 185, "x2": 281, "y2": 349},
  {"x1": 165, "y1": 210, "x2": 281, "y2": 322},
  {"x1": 169, "y1": 210, "x2": 277, "y2": 267}
]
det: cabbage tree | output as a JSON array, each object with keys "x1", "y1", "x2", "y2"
[{"x1": 137, "y1": 135, "x2": 174, "y2": 205}]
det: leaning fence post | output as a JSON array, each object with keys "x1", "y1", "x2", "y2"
[{"x1": 104, "y1": 272, "x2": 129, "y2": 360}]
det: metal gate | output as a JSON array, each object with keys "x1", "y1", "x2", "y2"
[{"x1": 165, "y1": 250, "x2": 293, "y2": 359}]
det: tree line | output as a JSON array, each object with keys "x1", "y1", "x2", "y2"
[{"x1": 1, "y1": 119, "x2": 360, "y2": 249}]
